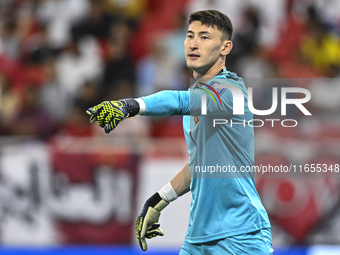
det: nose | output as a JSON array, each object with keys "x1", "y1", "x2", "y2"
[{"x1": 189, "y1": 37, "x2": 198, "y2": 50}]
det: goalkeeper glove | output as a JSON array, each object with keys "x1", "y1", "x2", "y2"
[
  {"x1": 86, "y1": 99, "x2": 139, "y2": 133},
  {"x1": 135, "y1": 192, "x2": 169, "y2": 251}
]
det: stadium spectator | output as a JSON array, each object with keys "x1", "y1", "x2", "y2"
[
  {"x1": 102, "y1": 0, "x2": 147, "y2": 21},
  {"x1": 55, "y1": 35, "x2": 103, "y2": 98},
  {"x1": 236, "y1": 44, "x2": 272, "y2": 79},
  {"x1": 228, "y1": 6, "x2": 262, "y2": 73},
  {"x1": 0, "y1": 18, "x2": 21, "y2": 60},
  {"x1": 300, "y1": 20, "x2": 340, "y2": 75},
  {"x1": 58, "y1": 104, "x2": 94, "y2": 137},
  {"x1": 39, "y1": 58, "x2": 72, "y2": 124},
  {"x1": 136, "y1": 33, "x2": 182, "y2": 96},
  {"x1": 0, "y1": 73, "x2": 20, "y2": 132},
  {"x1": 22, "y1": 24, "x2": 57, "y2": 65},
  {"x1": 162, "y1": 14, "x2": 188, "y2": 66},
  {"x1": 9, "y1": 84, "x2": 54, "y2": 140},
  {"x1": 101, "y1": 19, "x2": 135, "y2": 100},
  {"x1": 72, "y1": 0, "x2": 116, "y2": 40},
  {"x1": 74, "y1": 80, "x2": 101, "y2": 113},
  {"x1": 36, "y1": 0, "x2": 89, "y2": 49}
]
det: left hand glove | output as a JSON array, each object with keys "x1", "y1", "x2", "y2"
[
  {"x1": 135, "y1": 193, "x2": 169, "y2": 251},
  {"x1": 86, "y1": 99, "x2": 139, "y2": 133}
]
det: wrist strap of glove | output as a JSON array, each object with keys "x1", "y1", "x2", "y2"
[
  {"x1": 120, "y1": 99, "x2": 140, "y2": 117},
  {"x1": 135, "y1": 98, "x2": 146, "y2": 115},
  {"x1": 147, "y1": 193, "x2": 169, "y2": 212}
]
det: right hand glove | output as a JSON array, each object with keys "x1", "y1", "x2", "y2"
[
  {"x1": 86, "y1": 99, "x2": 139, "y2": 133},
  {"x1": 135, "y1": 193, "x2": 169, "y2": 251}
]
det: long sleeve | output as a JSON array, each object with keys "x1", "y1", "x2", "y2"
[
  {"x1": 141, "y1": 90, "x2": 191, "y2": 117},
  {"x1": 140, "y1": 79, "x2": 238, "y2": 117}
]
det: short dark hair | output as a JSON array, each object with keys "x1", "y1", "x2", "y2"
[{"x1": 188, "y1": 10, "x2": 233, "y2": 40}]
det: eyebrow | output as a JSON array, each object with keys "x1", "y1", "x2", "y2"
[{"x1": 187, "y1": 30, "x2": 212, "y2": 36}]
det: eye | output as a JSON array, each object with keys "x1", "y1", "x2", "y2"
[
  {"x1": 202, "y1": 36, "x2": 209, "y2": 40},
  {"x1": 187, "y1": 35, "x2": 194, "y2": 39}
]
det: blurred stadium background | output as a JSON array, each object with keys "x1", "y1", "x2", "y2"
[{"x1": 0, "y1": 0, "x2": 340, "y2": 254}]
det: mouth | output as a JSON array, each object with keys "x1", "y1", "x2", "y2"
[{"x1": 188, "y1": 53, "x2": 200, "y2": 60}]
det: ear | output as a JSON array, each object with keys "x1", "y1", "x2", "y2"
[{"x1": 221, "y1": 40, "x2": 233, "y2": 56}]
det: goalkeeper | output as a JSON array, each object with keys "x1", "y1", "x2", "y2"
[{"x1": 87, "y1": 10, "x2": 273, "y2": 255}]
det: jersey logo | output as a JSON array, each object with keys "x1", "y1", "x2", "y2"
[
  {"x1": 194, "y1": 116, "x2": 200, "y2": 124},
  {"x1": 197, "y1": 81, "x2": 223, "y2": 106},
  {"x1": 209, "y1": 81, "x2": 228, "y2": 96}
]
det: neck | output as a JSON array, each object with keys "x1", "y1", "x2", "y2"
[{"x1": 193, "y1": 59, "x2": 225, "y2": 83}]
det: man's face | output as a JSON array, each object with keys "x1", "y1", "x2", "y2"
[{"x1": 184, "y1": 21, "x2": 226, "y2": 74}]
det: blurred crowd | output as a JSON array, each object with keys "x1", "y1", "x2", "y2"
[{"x1": 0, "y1": 0, "x2": 339, "y2": 141}]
